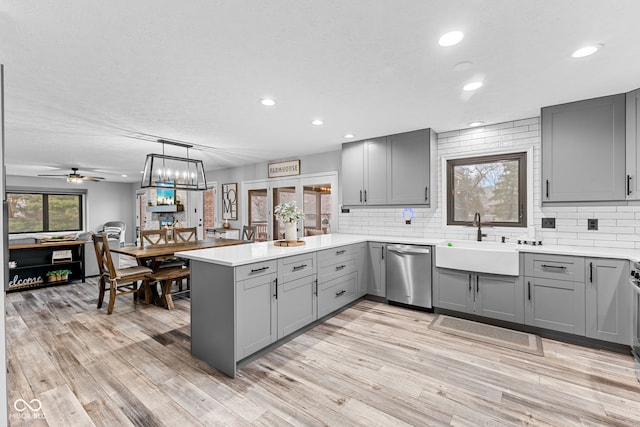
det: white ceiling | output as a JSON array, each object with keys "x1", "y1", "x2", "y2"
[{"x1": 2, "y1": 0, "x2": 640, "y2": 183}]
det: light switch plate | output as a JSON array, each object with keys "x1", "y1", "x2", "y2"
[{"x1": 588, "y1": 218, "x2": 598, "y2": 230}]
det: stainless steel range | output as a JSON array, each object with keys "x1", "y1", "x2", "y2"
[{"x1": 629, "y1": 264, "x2": 640, "y2": 381}]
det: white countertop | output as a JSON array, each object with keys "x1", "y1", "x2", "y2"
[{"x1": 176, "y1": 233, "x2": 640, "y2": 267}]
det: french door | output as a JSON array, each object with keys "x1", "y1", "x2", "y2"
[{"x1": 243, "y1": 172, "x2": 337, "y2": 241}]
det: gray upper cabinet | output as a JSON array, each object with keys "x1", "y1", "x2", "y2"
[
  {"x1": 542, "y1": 93, "x2": 626, "y2": 203},
  {"x1": 341, "y1": 128, "x2": 433, "y2": 206},
  {"x1": 387, "y1": 129, "x2": 431, "y2": 205},
  {"x1": 341, "y1": 137, "x2": 387, "y2": 205},
  {"x1": 626, "y1": 88, "x2": 640, "y2": 199},
  {"x1": 585, "y1": 258, "x2": 631, "y2": 345}
]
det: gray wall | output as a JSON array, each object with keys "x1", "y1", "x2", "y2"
[{"x1": 6, "y1": 175, "x2": 138, "y2": 243}]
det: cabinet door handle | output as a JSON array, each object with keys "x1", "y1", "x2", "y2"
[
  {"x1": 251, "y1": 266, "x2": 269, "y2": 273},
  {"x1": 292, "y1": 264, "x2": 307, "y2": 271},
  {"x1": 589, "y1": 262, "x2": 593, "y2": 283},
  {"x1": 335, "y1": 264, "x2": 346, "y2": 271},
  {"x1": 540, "y1": 264, "x2": 567, "y2": 271},
  {"x1": 425, "y1": 186, "x2": 428, "y2": 202},
  {"x1": 528, "y1": 281, "x2": 531, "y2": 301},
  {"x1": 476, "y1": 274, "x2": 479, "y2": 293},
  {"x1": 359, "y1": 190, "x2": 363, "y2": 203},
  {"x1": 381, "y1": 246, "x2": 384, "y2": 260},
  {"x1": 628, "y1": 175, "x2": 632, "y2": 196},
  {"x1": 468, "y1": 274, "x2": 472, "y2": 292},
  {"x1": 273, "y1": 278, "x2": 278, "y2": 299},
  {"x1": 364, "y1": 190, "x2": 367, "y2": 203},
  {"x1": 545, "y1": 179, "x2": 550, "y2": 199},
  {"x1": 335, "y1": 289, "x2": 346, "y2": 296}
]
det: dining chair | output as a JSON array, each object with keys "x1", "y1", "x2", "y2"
[
  {"x1": 140, "y1": 228, "x2": 168, "y2": 247},
  {"x1": 174, "y1": 227, "x2": 198, "y2": 243},
  {"x1": 255, "y1": 223, "x2": 268, "y2": 241},
  {"x1": 242, "y1": 225, "x2": 257, "y2": 242},
  {"x1": 92, "y1": 234, "x2": 152, "y2": 314}
]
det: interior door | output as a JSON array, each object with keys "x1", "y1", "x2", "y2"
[{"x1": 272, "y1": 185, "x2": 297, "y2": 240}]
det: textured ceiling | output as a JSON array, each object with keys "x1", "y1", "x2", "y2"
[{"x1": 2, "y1": 0, "x2": 640, "y2": 182}]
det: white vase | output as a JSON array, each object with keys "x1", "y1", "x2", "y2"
[{"x1": 284, "y1": 222, "x2": 297, "y2": 241}]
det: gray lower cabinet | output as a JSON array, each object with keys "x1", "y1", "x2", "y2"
[
  {"x1": 236, "y1": 261, "x2": 278, "y2": 360},
  {"x1": 368, "y1": 242, "x2": 386, "y2": 297},
  {"x1": 433, "y1": 268, "x2": 523, "y2": 323},
  {"x1": 277, "y1": 274, "x2": 318, "y2": 338},
  {"x1": 524, "y1": 253, "x2": 586, "y2": 335},
  {"x1": 542, "y1": 93, "x2": 626, "y2": 203},
  {"x1": 585, "y1": 258, "x2": 631, "y2": 344},
  {"x1": 356, "y1": 243, "x2": 368, "y2": 297},
  {"x1": 317, "y1": 244, "x2": 360, "y2": 317}
]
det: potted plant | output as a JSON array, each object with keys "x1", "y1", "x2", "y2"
[
  {"x1": 58, "y1": 269, "x2": 72, "y2": 281},
  {"x1": 46, "y1": 271, "x2": 57, "y2": 282},
  {"x1": 274, "y1": 201, "x2": 304, "y2": 241}
]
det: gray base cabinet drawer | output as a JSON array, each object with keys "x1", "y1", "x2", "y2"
[
  {"x1": 524, "y1": 277, "x2": 585, "y2": 335},
  {"x1": 237, "y1": 260, "x2": 278, "y2": 281},
  {"x1": 319, "y1": 257, "x2": 356, "y2": 283},
  {"x1": 278, "y1": 252, "x2": 317, "y2": 283},
  {"x1": 318, "y1": 245, "x2": 359, "y2": 263},
  {"x1": 318, "y1": 272, "x2": 357, "y2": 318},
  {"x1": 524, "y1": 253, "x2": 585, "y2": 282}
]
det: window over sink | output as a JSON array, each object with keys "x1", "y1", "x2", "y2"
[{"x1": 446, "y1": 152, "x2": 527, "y2": 227}]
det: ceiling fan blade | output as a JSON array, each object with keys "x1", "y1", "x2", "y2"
[
  {"x1": 82, "y1": 176, "x2": 104, "y2": 182},
  {"x1": 37, "y1": 174, "x2": 68, "y2": 177}
]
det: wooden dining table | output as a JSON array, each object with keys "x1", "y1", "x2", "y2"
[
  {"x1": 109, "y1": 238, "x2": 248, "y2": 308},
  {"x1": 110, "y1": 237, "x2": 247, "y2": 268}
]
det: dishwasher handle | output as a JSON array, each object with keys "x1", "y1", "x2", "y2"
[{"x1": 387, "y1": 245, "x2": 430, "y2": 255}]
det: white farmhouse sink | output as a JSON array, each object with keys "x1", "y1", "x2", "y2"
[{"x1": 435, "y1": 240, "x2": 519, "y2": 276}]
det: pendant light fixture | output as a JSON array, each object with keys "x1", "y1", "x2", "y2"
[{"x1": 140, "y1": 139, "x2": 208, "y2": 191}]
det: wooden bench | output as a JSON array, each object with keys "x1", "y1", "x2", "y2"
[{"x1": 144, "y1": 267, "x2": 190, "y2": 310}]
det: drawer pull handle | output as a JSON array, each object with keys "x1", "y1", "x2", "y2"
[
  {"x1": 336, "y1": 249, "x2": 347, "y2": 255},
  {"x1": 292, "y1": 264, "x2": 307, "y2": 271},
  {"x1": 335, "y1": 264, "x2": 346, "y2": 271},
  {"x1": 540, "y1": 264, "x2": 567, "y2": 271},
  {"x1": 250, "y1": 266, "x2": 269, "y2": 273},
  {"x1": 335, "y1": 289, "x2": 346, "y2": 296}
]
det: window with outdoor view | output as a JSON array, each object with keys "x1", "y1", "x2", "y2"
[
  {"x1": 7, "y1": 192, "x2": 83, "y2": 233},
  {"x1": 447, "y1": 152, "x2": 527, "y2": 227}
]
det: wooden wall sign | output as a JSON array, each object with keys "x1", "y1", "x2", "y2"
[{"x1": 268, "y1": 160, "x2": 300, "y2": 178}]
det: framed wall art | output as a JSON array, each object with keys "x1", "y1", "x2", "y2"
[{"x1": 221, "y1": 183, "x2": 238, "y2": 220}]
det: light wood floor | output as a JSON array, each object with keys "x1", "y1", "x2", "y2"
[{"x1": 5, "y1": 280, "x2": 640, "y2": 426}]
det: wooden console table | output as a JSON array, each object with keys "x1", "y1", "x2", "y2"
[{"x1": 7, "y1": 240, "x2": 86, "y2": 292}]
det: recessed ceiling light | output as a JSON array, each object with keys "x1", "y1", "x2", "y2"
[
  {"x1": 438, "y1": 31, "x2": 464, "y2": 47},
  {"x1": 571, "y1": 44, "x2": 602, "y2": 58},
  {"x1": 463, "y1": 81, "x2": 483, "y2": 91},
  {"x1": 344, "y1": 134, "x2": 355, "y2": 139},
  {"x1": 468, "y1": 121, "x2": 484, "y2": 127},
  {"x1": 121, "y1": 174, "x2": 128, "y2": 178},
  {"x1": 311, "y1": 119, "x2": 324, "y2": 126},
  {"x1": 261, "y1": 98, "x2": 276, "y2": 106}
]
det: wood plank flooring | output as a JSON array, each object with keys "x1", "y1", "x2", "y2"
[{"x1": 5, "y1": 280, "x2": 640, "y2": 426}]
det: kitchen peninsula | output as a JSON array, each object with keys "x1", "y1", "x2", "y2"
[{"x1": 178, "y1": 233, "x2": 639, "y2": 378}]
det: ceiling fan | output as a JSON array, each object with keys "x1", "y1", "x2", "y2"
[{"x1": 38, "y1": 167, "x2": 105, "y2": 183}]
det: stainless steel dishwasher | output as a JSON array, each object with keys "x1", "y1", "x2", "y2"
[{"x1": 386, "y1": 244, "x2": 432, "y2": 308}]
